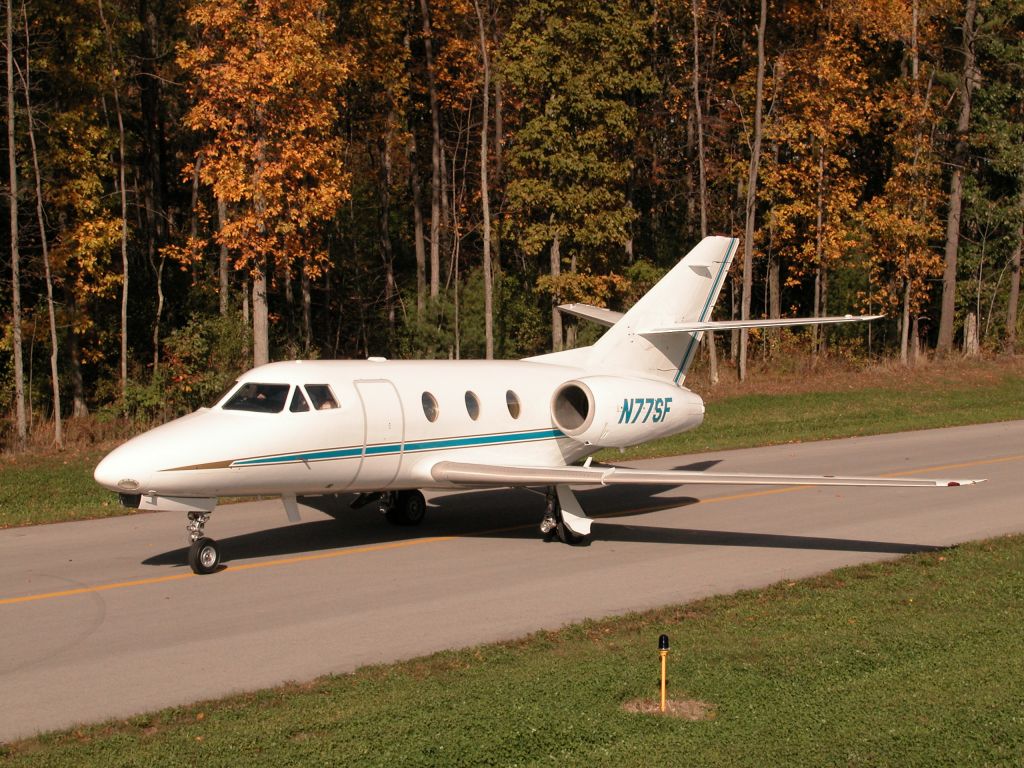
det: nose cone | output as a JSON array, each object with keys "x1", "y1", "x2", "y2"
[{"x1": 94, "y1": 442, "x2": 151, "y2": 494}]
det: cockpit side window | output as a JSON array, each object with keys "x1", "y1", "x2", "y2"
[
  {"x1": 305, "y1": 384, "x2": 339, "y2": 410},
  {"x1": 289, "y1": 388, "x2": 311, "y2": 412},
  {"x1": 222, "y1": 382, "x2": 290, "y2": 413},
  {"x1": 211, "y1": 381, "x2": 239, "y2": 408}
]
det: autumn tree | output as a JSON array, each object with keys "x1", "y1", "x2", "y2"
[
  {"x1": 759, "y1": 8, "x2": 875, "y2": 356},
  {"x1": 858, "y1": 0, "x2": 946, "y2": 364},
  {"x1": 179, "y1": 0, "x2": 352, "y2": 365},
  {"x1": 503, "y1": 0, "x2": 657, "y2": 350}
]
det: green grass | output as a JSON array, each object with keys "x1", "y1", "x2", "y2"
[
  {"x1": 5, "y1": 535, "x2": 1023, "y2": 765},
  {"x1": 0, "y1": 449, "x2": 122, "y2": 528},
  {"x1": 2, "y1": 367, "x2": 1022, "y2": 528},
  {"x1": 608, "y1": 369, "x2": 1024, "y2": 460}
]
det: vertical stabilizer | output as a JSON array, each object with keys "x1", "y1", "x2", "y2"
[{"x1": 586, "y1": 236, "x2": 737, "y2": 384}]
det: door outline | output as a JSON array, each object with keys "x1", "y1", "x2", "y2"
[{"x1": 354, "y1": 379, "x2": 404, "y2": 488}]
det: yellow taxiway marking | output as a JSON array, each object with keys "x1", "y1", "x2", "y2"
[
  {"x1": 2, "y1": 453, "x2": 1020, "y2": 607},
  {"x1": 0, "y1": 536, "x2": 458, "y2": 606}
]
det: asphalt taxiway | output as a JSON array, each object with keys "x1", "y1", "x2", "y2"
[{"x1": 1, "y1": 421, "x2": 1022, "y2": 742}]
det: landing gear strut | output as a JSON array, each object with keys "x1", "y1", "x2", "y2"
[
  {"x1": 186, "y1": 510, "x2": 220, "y2": 574},
  {"x1": 540, "y1": 486, "x2": 586, "y2": 545},
  {"x1": 380, "y1": 490, "x2": 427, "y2": 526}
]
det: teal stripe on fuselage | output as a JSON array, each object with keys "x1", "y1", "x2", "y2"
[{"x1": 230, "y1": 428, "x2": 564, "y2": 468}]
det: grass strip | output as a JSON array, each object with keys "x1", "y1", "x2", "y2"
[
  {"x1": 608, "y1": 368, "x2": 1024, "y2": 460},
  {"x1": 4, "y1": 535, "x2": 1023, "y2": 765},
  {"x1": 0, "y1": 449, "x2": 119, "y2": 527}
]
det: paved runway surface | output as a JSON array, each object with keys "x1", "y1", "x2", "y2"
[{"x1": 1, "y1": 421, "x2": 1022, "y2": 742}]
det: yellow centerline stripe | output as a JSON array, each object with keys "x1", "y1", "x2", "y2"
[
  {"x1": 3, "y1": 452, "x2": 1019, "y2": 607},
  {"x1": 0, "y1": 536, "x2": 459, "y2": 606}
]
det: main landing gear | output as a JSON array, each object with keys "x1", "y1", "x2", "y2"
[
  {"x1": 539, "y1": 485, "x2": 592, "y2": 545},
  {"x1": 379, "y1": 490, "x2": 427, "y2": 526},
  {"x1": 186, "y1": 510, "x2": 220, "y2": 575}
]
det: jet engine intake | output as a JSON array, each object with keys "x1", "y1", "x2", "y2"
[{"x1": 550, "y1": 376, "x2": 704, "y2": 449}]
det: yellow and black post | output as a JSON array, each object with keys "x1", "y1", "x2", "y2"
[{"x1": 658, "y1": 634, "x2": 670, "y2": 712}]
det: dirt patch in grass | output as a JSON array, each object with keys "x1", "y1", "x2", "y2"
[{"x1": 621, "y1": 697, "x2": 716, "y2": 720}]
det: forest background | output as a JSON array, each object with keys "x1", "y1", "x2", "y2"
[{"x1": 1, "y1": 0, "x2": 1022, "y2": 451}]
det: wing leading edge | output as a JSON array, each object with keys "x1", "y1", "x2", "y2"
[{"x1": 430, "y1": 461, "x2": 983, "y2": 488}]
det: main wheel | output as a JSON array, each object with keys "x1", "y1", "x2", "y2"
[
  {"x1": 189, "y1": 537, "x2": 221, "y2": 574},
  {"x1": 385, "y1": 490, "x2": 427, "y2": 526},
  {"x1": 556, "y1": 521, "x2": 585, "y2": 546}
]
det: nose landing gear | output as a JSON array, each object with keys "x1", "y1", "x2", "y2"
[{"x1": 186, "y1": 511, "x2": 220, "y2": 574}]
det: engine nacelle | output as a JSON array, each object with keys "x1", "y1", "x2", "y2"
[{"x1": 550, "y1": 376, "x2": 704, "y2": 449}]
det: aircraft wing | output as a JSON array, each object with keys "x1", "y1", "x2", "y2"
[{"x1": 429, "y1": 461, "x2": 982, "y2": 488}]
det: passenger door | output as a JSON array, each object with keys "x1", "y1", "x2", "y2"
[{"x1": 353, "y1": 380, "x2": 404, "y2": 488}]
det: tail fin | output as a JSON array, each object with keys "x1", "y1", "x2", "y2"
[{"x1": 587, "y1": 236, "x2": 737, "y2": 384}]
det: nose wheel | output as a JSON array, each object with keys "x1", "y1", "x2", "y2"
[{"x1": 186, "y1": 511, "x2": 220, "y2": 574}]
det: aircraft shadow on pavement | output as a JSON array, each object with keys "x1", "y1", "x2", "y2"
[{"x1": 142, "y1": 482, "x2": 940, "y2": 566}]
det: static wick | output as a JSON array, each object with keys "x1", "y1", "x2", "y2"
[{"x1": 658, "y1": 634, "x2": 670, "y2": 712}]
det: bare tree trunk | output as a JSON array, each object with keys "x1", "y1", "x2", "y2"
[
  {"x1": 493, "y1": 69, "x2": 503, "y2": 270},
  {"x1": 963, "y1": 311, "x2": 979, "y2": 355},
  {"x1": 408, "y1": 136, "x2": 427, "y2": 318},
  {"x1": 301, "y1": 257, "x2": 311, "y2": 353},
  {"x1": 739, "y1": 0, "x2": 766, "y2": 382},
  {"x1": 691, "y1": 0, "x2": 708, "y2": 239},
  {"x1": 21, "y1": 6, "x2": 61, "y2": 447},
  {"x1": 691, "y1": 0, "x2": 717, "y2": 384},
  {"x1": 936, "y1": 0, "x2": 978, "y2": 354},
  {"x1": 217, "y1": 196, "x2": 229, "y2": 315},
  {"x1": 419, "y1": 0, "x2": 442, "y2": 301},
  {"x1": 68, "y1": 312, "x2": 89, "y2": 417},
  {"x1": 1005, "y1": 188, "x2": 1022, "y2": 352},
  {"x1": 252, "y1": 263, "x2": 269, "y2": 366},
  {"x1": 550, "y1": 232, "x2": 562, "y2": 351},
  {"x1": 812, "y1": 150, "x2": 826, "y2": 356},
  {"x1": 900, "y1": 275, "x2": 911, "y2": 365},
  {"x1": 7, "y1": 0, "x2": 26, "y2": 446},
  {"x1": 402, "y1": 32, "x2": 427, "y2": 318},
  {"x1": 377, "y1": 131, "x2": 397, "y2": 331},
  {"x1": 150, "y1": 178, "x2": 165, "y2": 373},
  {"x1": 474, "y1": 0, "x2": 494, "y2": 359},
  {"x1": 96, "y1": 0, "x2": 130, "y2": 397}
]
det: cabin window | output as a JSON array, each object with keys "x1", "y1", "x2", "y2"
[
  {"x1": 421, "y1": 392, "x2": 439, "y2": 422},
  {"x1": 305, "y1": 384, "x2": 338, "y2": 410},
  {"x1": 289, "y1": 388, "x2": 310, "y2": 413},
  {"x1": 506, "y1": 390, "x2": 521, "y2": 419},
  {"x1": 465, "y1": 391, "x2": 480, "y2": 421},
  {"x1": 222, "y1": 383, "x2": 290, "y2": 413}
]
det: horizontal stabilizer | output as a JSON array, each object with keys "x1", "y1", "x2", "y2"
[
  {"x1": 430, "y1": 460, "x2": 983, "y2": 489},
  {"x1": 640, "y1": 314, "x2": 884, "y2": 335},
  {"x1": 557, "y1": 303, "x2": 624, "y2": 328}
]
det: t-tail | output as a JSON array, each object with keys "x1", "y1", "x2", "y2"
[
  {"x1": 532, "y1": 236, "x2": 738, "y2": 384},
  {"x1": 534, "y1": 234, "x2": 882, "y2": 385}
]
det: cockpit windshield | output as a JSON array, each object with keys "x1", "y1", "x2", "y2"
[{"x1": 222, "y1": 382, "x2": 290, "y2": 413}]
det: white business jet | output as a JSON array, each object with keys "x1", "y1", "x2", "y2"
[{"x1": 94, "y1": 236, "x2": 981, "y2": 574}]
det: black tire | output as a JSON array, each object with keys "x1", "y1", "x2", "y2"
[
  {"x1": 189, "y1": 537, "x2": 221, "y2": 574},
  {"x1": 556, "y1": 521, "x2": 586, "y2": 546},
  {"x1": 385, "y1": 490, "x2": 427, "y2": 526}
]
